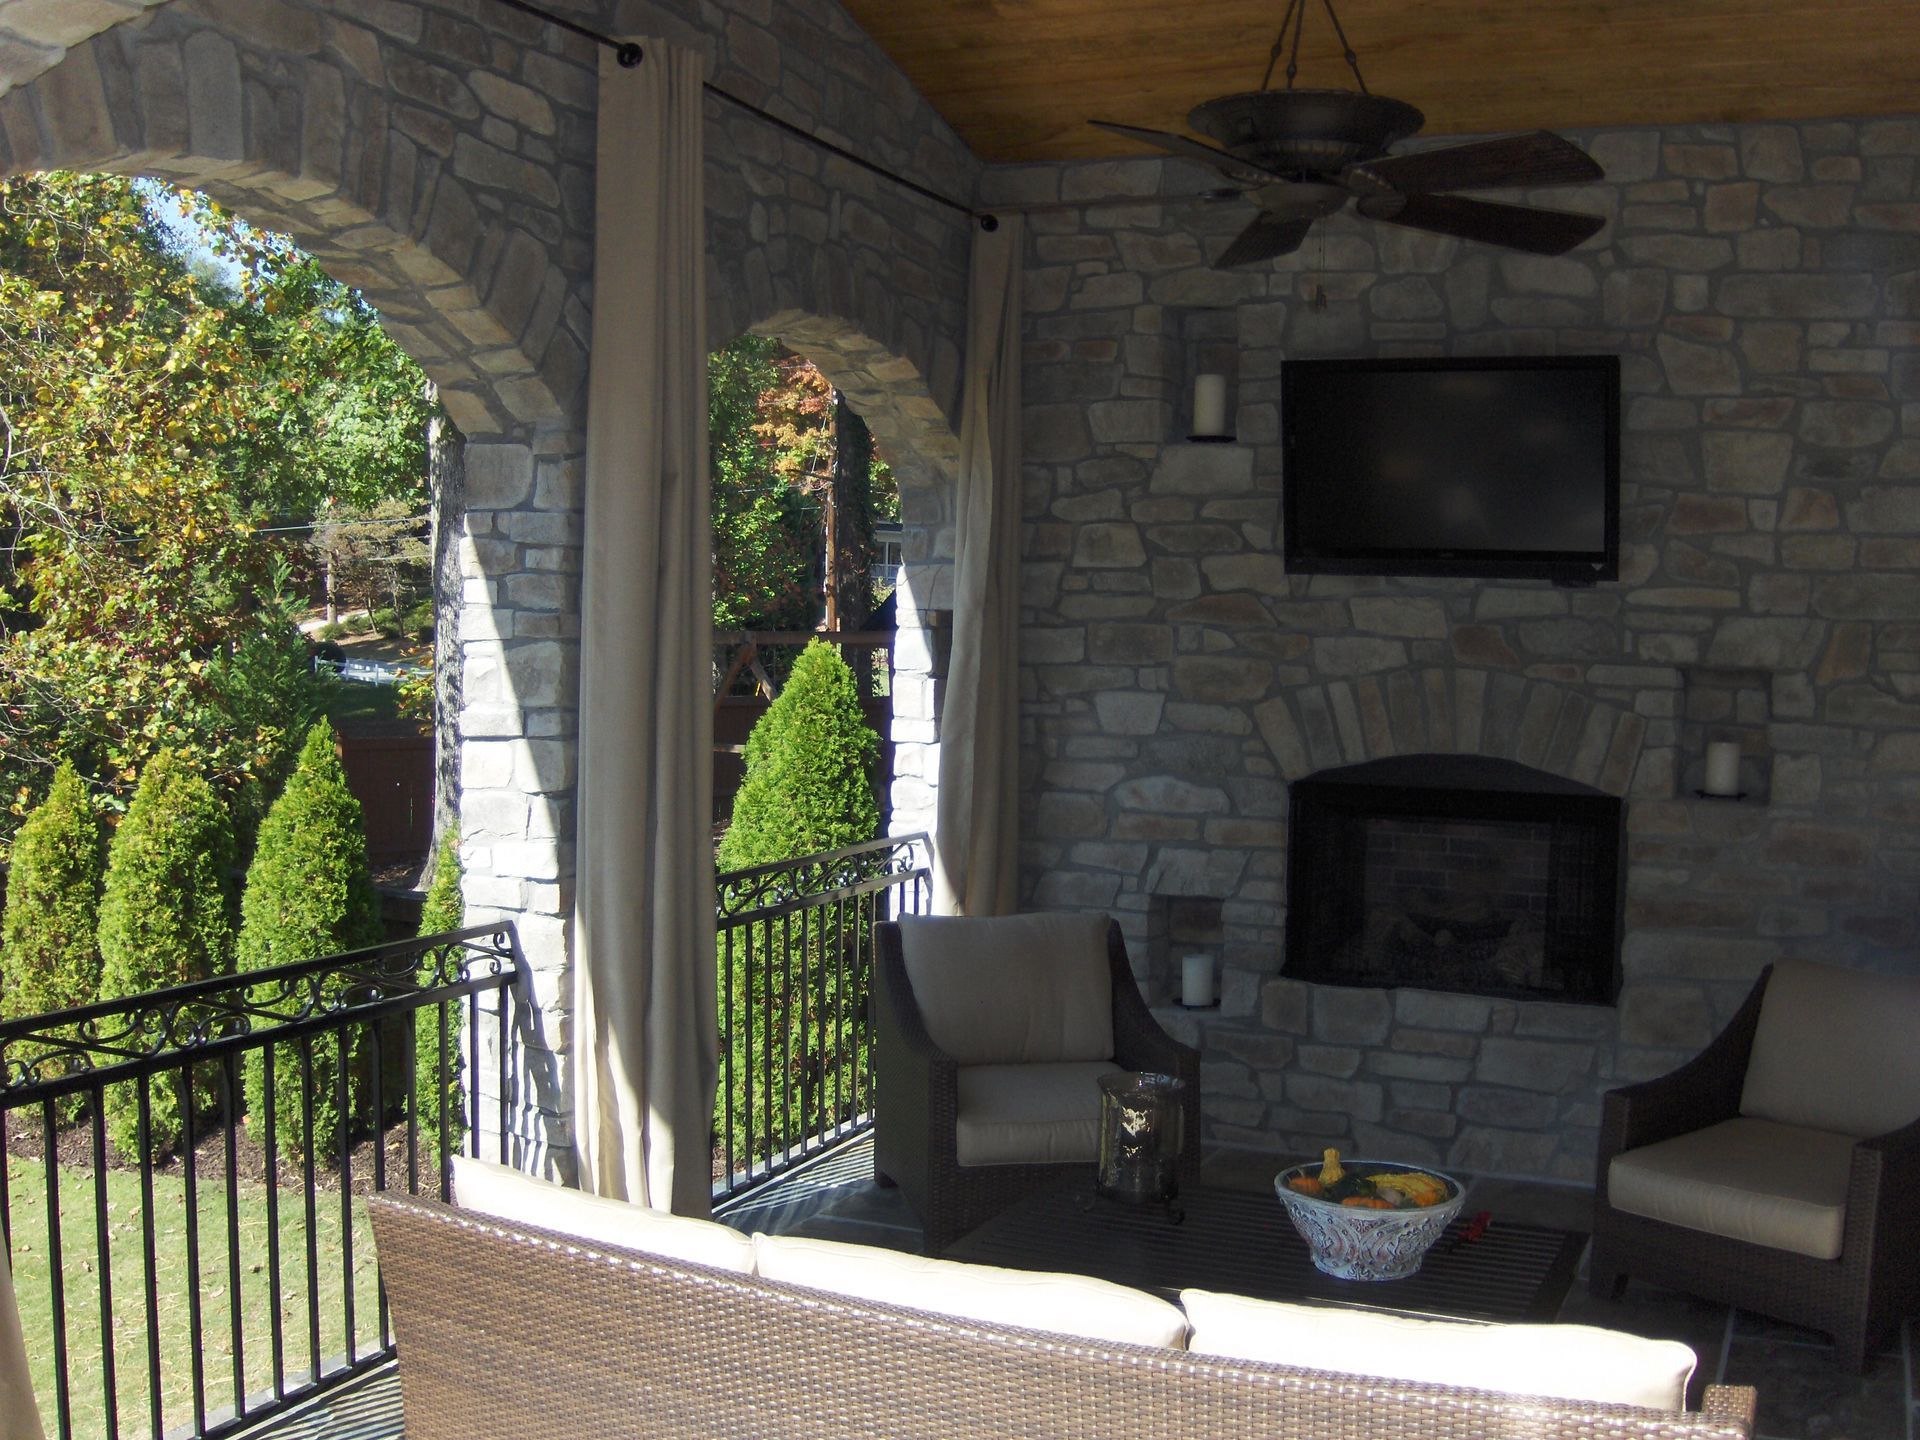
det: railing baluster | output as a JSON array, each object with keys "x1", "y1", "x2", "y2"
[
  {"x1": 264, "y1": 1044, "x2": 284, "y2": 1403},
  {"x1": 495, "y1": 987, "x2": 509, "y2": 1166},
  {"x1": 371, "y1": 1014, "x2": 389, "y2": 1349},
  {"x1": 336, "y1": 1020, "x2": 355, "y2": 1364},
  {"x1": 183, "y1": 1063, "x2": 206, "y2": 1437},
  {"x1": 90, "y1": 1097, "x2": 117, "y2": 1439},
  {"x1": 222, "y1": 1053, "x2": 245, "y2": 1420},
  {"x1": 301, "y1": 1037, "x2": 319, "y2": 1387},
  {"x1": 137, "y1": 1081, "x2": 162, "y2": 1439},
  {"x1": 42, "y1": 1097, "x2": 70, "y2": 1440}
]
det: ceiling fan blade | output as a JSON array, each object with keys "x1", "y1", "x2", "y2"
[
  {"x1": 1215, "y1": 213, "x2": 1313, "y2": 269},
  {"x1": 1350, "y1": 131, "x2": 1603, "y2": 195},
  {"x1": 1090, "y1": 120, "x2": 1284, "y2": 186},
  {"x1": 1357, "y1": 192, "x2": 1605, "y2": 255}
]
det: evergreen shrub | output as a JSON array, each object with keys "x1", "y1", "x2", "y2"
[
  {"x1": 714, "y1": 640, "x2": 880, "y2": 1169},
  {"x1": 0, "y1": 762, "x2": 106, "y2": 1109},
  {"x1": 0, "y1": 762, "x2": 105, "y2": 1022},
  {"x1": 413, "y1": 829, "x2": 465, "y2": 1162},
  {"x1": 96, "y1": 750, "x2": 237, "y2": 1160},
  {"x1": 238, "y1": 719, "x2": 382, "y2": 1161}
]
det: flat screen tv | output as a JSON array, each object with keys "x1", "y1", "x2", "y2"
[{"x1": 1282, "y1": 355, "x2": 1620, "y2": 584}]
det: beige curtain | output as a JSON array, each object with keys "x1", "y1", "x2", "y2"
[
  {"x1": 571, "y1": 38, "x2": 718, "y2": 1215},
  {"x1": 933, "y1": 218, "x2": 1025, "y2": 916},
  {"x1": 0, "y1": 1246, "x2": 44, "y2": 1440}
]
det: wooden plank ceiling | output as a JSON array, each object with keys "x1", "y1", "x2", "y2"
[{"x1": 837, "y1": 0, "x2": 1920, "y2": 163}]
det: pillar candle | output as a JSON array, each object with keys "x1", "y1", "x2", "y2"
[
  {"x1": 1181, "y1": 953, "x2": 1214, "y2": 1007},
  {"x1": 1192, "y1": 373, "x2": 1229, "y2": 437},
  {"x1": 1703, "y1": 739, "x2": 1741, "y2": 796}
]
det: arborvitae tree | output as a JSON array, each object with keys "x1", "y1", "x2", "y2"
[
  {"x1": 714, "y1": 640, "x2": 881, "y2": 1168},
  {"x1": 1, "y1": 762, "x2": 105, "y2": 1022},
  {"x1": 414, "y1": 828, "x2": 464, "y2": 1164},
  {"x1": 96, "y1": 750, "x2": 237, "y2": 1160},
  {"x1": 717, "y1": 638, "x2": 880, "y2": 870},
  {"x1": 0, "y1": 763, "x2": 106, "y2": 1114},
  {"x1": 238, "y1": 719, "x2": 382, "y2": 1160}
]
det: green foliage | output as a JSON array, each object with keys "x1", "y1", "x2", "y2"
[
  {"x1": 237, "y1": 720, "x2": 382, "y2": 1161},
  {"x1": 96, "y1": 751, "x2": 236, "y2": 1161},
  {"x1": 0, "y1": 762, "x2": 104, "y2": 1022},
  {"x1": 709, "y1": 336, "x2": 818, "y2": 632},
  {"x1": 414, "y1": 829, "x2": 465, "y2": 1161},
  {"x1": 715, "y1": 641, "x2": 881, "y2": 1167},
  {"x1": 0, "y1": 172, "x2": 432, "y2": 858},
  {"x1": 717, "y1": 640, "x2": 880, "y2": 871}
]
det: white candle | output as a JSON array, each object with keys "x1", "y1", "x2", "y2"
[
  {"x1": 1704, "y1": 739, "x2": 1741, "y2": 797},
  {"x1": 1181, "y1": 953, "x2": 1214, "y2": 1007},
  {"x1": 1192, "y1": 373, "x2": 1229, "y2": 437}
]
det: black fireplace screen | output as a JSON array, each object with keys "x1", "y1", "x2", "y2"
[{"x1": 1284, "y1": 756, "x2": 1623, "y2": 1005}]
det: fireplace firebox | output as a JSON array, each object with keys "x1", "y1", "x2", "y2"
[{"x1": 1284, "y1": 756, "x2": 1623, "y2": 1005}]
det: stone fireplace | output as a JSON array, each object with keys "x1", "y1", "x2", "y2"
[{"x1": 1285, "y1": 756, "x2": 1624, "y2": 1006}]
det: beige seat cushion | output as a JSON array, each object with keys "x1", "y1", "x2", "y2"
[
  {"x1": 450, "y1": 1156, "x2": 756, "y2": 1274},
  {"x1": 955, "y1": 1061, "x2": 1121, "y2": 1166},
  {"x1": 1181, "y1": 1290, "x2": 1697, "y2": 1412},
  {"x1": 1607, "y1": 1116, "x2": 1854, "y2": 1260},
  {"x1": 1741, "y1": 957, "x2": 1920, "y2": 1139},
  {"x1": 897, "y1": 912, "x2": 1113, "y2": 1065},
  {"x1": 754, "y1": 1232, "x2": 1188, "y2": 1350}
]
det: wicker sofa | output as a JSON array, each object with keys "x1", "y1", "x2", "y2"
[{"x1": 368, "y1": 1187, "x2": 1758, "y2": 1440}]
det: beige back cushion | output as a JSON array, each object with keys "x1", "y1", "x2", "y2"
[
  {"x1": 451, "y1": 1156, "x2": 756, "y2": 1275},
  {"x1": 1180, "y1": 1290, "x2": 1696, "y2": 1412},
  {"x1": 1740, "y1": 958, "x2": 1920, "y2": 1138},
  {"x1": 896, "y1": 912, "x2": 1113, "y2": 1065},
  {"x1": 754, "y1": 1233, "x2": 1188, "y2": 1350}
]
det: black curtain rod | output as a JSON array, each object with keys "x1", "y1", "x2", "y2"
[{"x1": 486, "y1": 0, "x2": 993, "y2": 229}]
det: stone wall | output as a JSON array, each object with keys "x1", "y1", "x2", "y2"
[{"x1": 991, "y1": 117, "x2": 1920, "y2": 1183}]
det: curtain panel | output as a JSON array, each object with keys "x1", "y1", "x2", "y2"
[
  {"x1": 571, "y1": 38, "x2": 718, "y2": 1215},
  {"x1": 933, "y1": 218, "x2": 1026, "y2": 917}
]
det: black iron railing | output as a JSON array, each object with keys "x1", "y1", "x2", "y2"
[
  {"x1": 0, "y1": 924, "x2": 522, "y2": 1440},
  {"x1": 713, "y1": 833, "x2": 929, "y2": 1203}
]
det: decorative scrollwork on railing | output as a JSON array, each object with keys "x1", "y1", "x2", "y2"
[
  {"x1": 715, "y1": 833, "x2": 930, "y2": 922},
  {"x1": 0, "y1": 924, "x2": 517, "y2": 1096}
]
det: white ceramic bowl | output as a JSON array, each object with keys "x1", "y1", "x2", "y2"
[{"x1": 1274, "y1": 1160, "x2": 1467, "y2": 1281}]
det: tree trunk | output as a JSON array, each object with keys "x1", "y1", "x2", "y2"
[
  {"x1": 829, "y1": 393, "x2": 874, "y2": 636},
  {"x1": 423, "y1": 390, "x2": 465, "y2": 887}
]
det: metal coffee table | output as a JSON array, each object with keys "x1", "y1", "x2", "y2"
[{"x1": 943, "y1": 1175, "x2": 1585, "y2": 1323}]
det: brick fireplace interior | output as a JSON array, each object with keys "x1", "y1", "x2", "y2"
[{"x1": 1285, "y1": 756, "x2": 1624, "y2": 1006}]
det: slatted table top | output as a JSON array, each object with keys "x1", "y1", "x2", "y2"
[{"x1": 944, "y1": 1178, "x2": 1586, "y2": 1324}]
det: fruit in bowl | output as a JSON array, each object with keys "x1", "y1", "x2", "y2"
[{"x1": 1275, "y1": 1149, "x2": 1466, "y2": 1281}]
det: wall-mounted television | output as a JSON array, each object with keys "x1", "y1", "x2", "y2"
[{"x1": 1282, "y1": 355, "x2": 1620, "y2": 584}]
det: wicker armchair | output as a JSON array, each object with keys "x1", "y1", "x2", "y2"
[
  {"x1": 874, "y1": 913, "x2": 1200, "y2": 1253},
  {"x1": 1591, "y1": 959, "x2": 1920, "y2": 1371}
]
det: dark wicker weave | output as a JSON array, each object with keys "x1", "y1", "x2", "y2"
[
  {"x1": 873, "y1": 917, "x2": 1200, "y2": 1252},
  {"x1": 369, "y1": 1193, "x2": 1757, "y2": 1440},
  {"x1": 1591, "y1": 964, "x2": 1920, "y2": 1372}
]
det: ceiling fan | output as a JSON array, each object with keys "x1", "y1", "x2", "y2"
[{"x1": 1091, "y1": 0, "x2": 1607, "y2": 269}]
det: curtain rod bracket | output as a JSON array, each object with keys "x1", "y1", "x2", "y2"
[{"x1": 616, "y1": 42, "x2": 644, "y2": 68}]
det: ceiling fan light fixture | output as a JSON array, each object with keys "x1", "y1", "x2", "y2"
[{"x1": 1087, "y1": 0, "x2": 1608, "y2": 268}]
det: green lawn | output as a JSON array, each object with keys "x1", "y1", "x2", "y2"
[{"x1": 8, "y1": 1157, "x2": 381, "y2": 1440}]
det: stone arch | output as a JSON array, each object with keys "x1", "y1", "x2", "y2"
[
  {"x1": 1256, "y1": 668, "x2": 1650, "y2": 798},
  {"x1": 718, "y1": 308, "x2": 965, "y2": 838},
  {"x1": 0, "y1": 1, "x2": 591, "y2": 440},
  {"x1": 5, "y1": 0, "x2": 598, "y2": 1168},
  {"x1": 747, "y1": 308, "x2": 960, "y2": 548}
]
